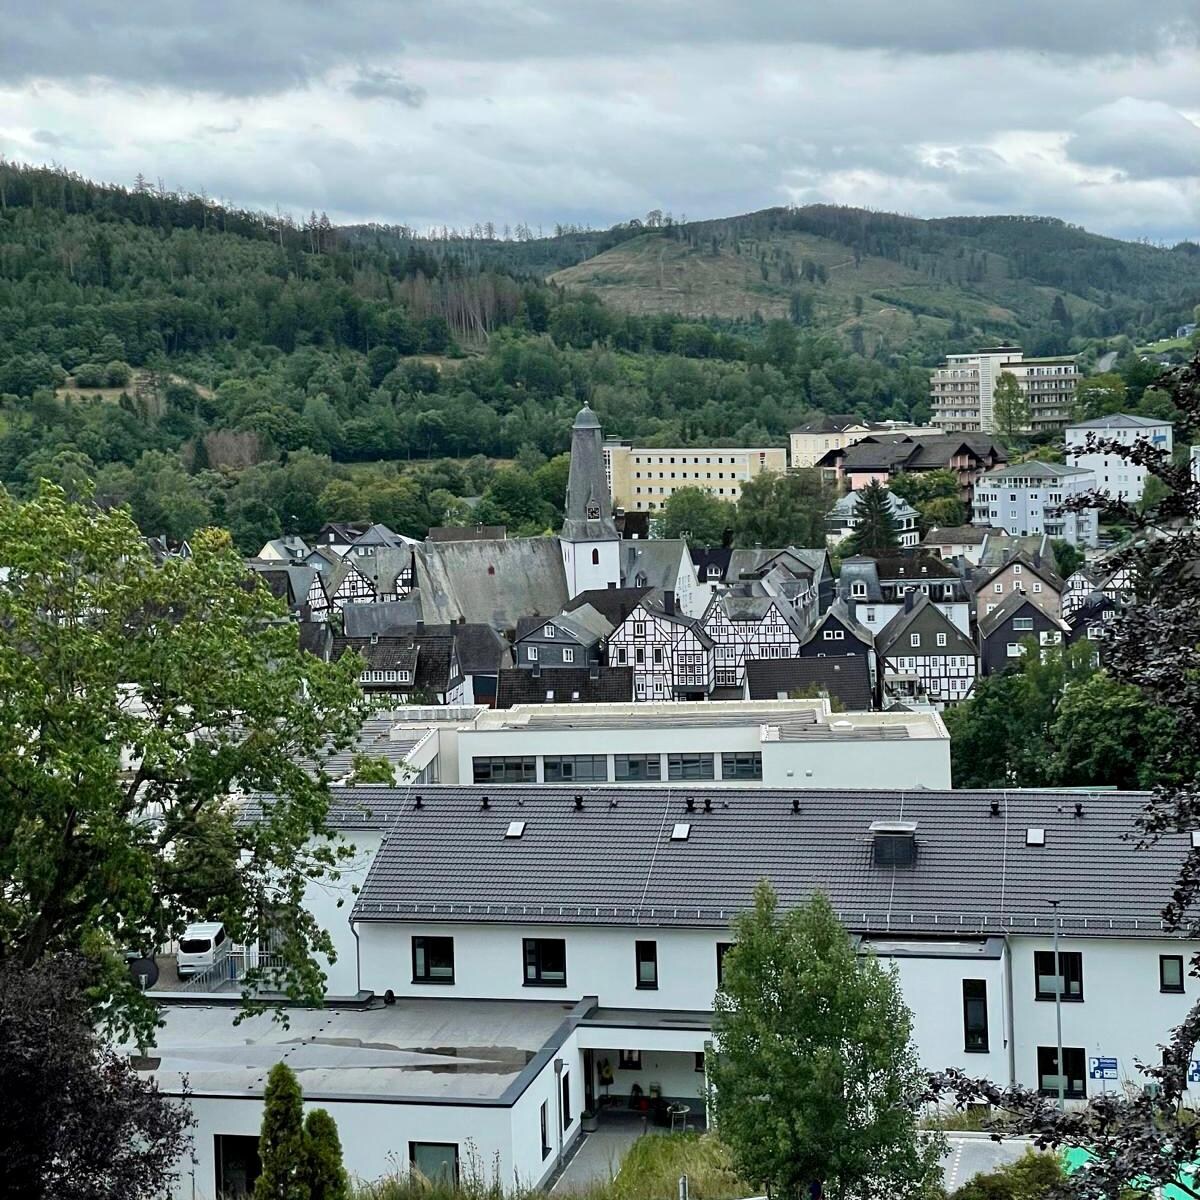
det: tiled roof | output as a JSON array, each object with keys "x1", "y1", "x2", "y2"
[
  {"x1": 978, "y1": 590, "x2": 1068, "y2": 639},
  {"x1": 1066, "y1": 414, "x2": 1171, "y2": 430},
  {"x1": 564, "y1": 586, "x2": 653, "y2": 627},
  {"x1": 351, "y1": 785, "x2": 1186, "y2": 938},
  {"x1": 427, "y1": 525, "x2": 507, "y2": 542},
  {"x1": 876, "y1": 594, "x2": 975, "y2": 656},
  {"x1": 332, "y1": 635, "x2": 457, "y2": 691},
  {"x1": 745, "y1": 656, "x2": 873, "y2": 710},
  {"x1": 495, "y1": 667, "x2": 634, "y2": 708},
  {"x1": 923, "y1": 526, "x2": 992, "y2": 545}
]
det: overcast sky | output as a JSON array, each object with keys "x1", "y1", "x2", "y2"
[{"x1": 2, "y1": 1, "x2": 1198, "y2": 242}]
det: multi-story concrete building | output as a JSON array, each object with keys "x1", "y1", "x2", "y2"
[
  {"x1": 603, "y1": 442, "x2": 787, "y2": 512},
  {"x1": 150, "y1": 783, "x2": 1198, "y2": 1198},
  {"x1": 931, "y1": 347, "x2": 1079, "y2": 435},
  {"x1": 789, "y1": 416, "x2": 933, "y2": 469},
  {"x1": 1064, "y1": 414, "x2": 1173, "y2": 502},
  {"x1": 972, "y1": 463, "x2": 1098, "y2": 547}
]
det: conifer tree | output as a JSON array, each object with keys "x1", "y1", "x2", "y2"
[
  {"x1": 255, "y1": 1063, "x2": 310, "y2": 1200},
  {"x1": 845, "y1": 478, "x2": 902, "y2": 556},
  {"x1": 304, "y1": 1109, "x2": 349, "y2": 1200}
]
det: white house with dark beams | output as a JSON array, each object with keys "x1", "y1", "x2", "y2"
[
  {"x1": 607, "y1": 593, "x2": 715, "y2": 701},
  {"x1": 876, "y1": 592, "x2": 977, "y2": 709}
]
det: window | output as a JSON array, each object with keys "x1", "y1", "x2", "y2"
[
  {"x1": 1013, "y1": 564, "x2": 1022, "y2": 575},
  {"x1": 668, "y1": 753, "x2": 715, "y2": 780},
  {"x1": 524, "y1": 938, "x2": 566, "y2": 986},
  {"x1": 1037, "y1": 1046, "x2": 1086, "y2": 1099},
  {"x1": 910, "y1": 633, "x2": 920, "y2": 647},
  {"x1": 1006, "y1": 643, "x2": 1022, "y2": 658},
  {"x1": 963, "y1": 980, "x2": 988, "y2": 1052},
  {"x1": 561, "y1": 1071, "x2": 572, "y2": 1129},
  {"x1": 721, "y1": 752, "x2": 763, "y2": 780},
  {"x1": 652, "y1": 646, "x2": 663, "y2": 665},
  {"x1": 614, "y1": 754, "x2": 661, "y2": 781},
  {"x1": 937, "y1": 633, "x2": 947, "y2": 647},
  {"x1": 616, "y1": 647, "x2": 628, "y2": 664},
  {"x1": 544, "y1": 755, "x2": 608, "y2": 782},
  {"x1": 544, "y1": 624, "x2": 556, "y2": 637},
  {"x1": 633, "y1": 621, "x2": 646, "y2": 637},
  {"x1": 619, "y1": 1049, "x2": 642, "y2": 1070},
  {"x1": 410, "y1": 1143, "x2": 459, "y2": 1186},
  {"x1": 540, "y1": 1101, "x2": 551, "y2": 1160},
  {"x1": 1033, "y1": 582, "x2": 1042, "y2": 594},
  {"x1": 1034, "y1": 950, "x2": 1083, "y2": 1001},
  {"x1": 563, "y1": 648, "x2": 575, "y2": 663},
  {"x1": 993, "y1": 583, "x2": 1003, "y2": 594},
  {"x1": 473, "y1": 756, "x2": 536, "y2": 784},
  {"x1": 694, "y1": 1052, "x2": 706, "y2": 1073},
  {"x1": 591, "y1": 548, "x2": 600, "y2": 565},
  {"x1": 215, "y1": 1134, "x2": 261, "y2": 1197},
  {"x1": 635, "y1": 647, "x2": 645, "y2": 665},
  {"x1": 528, "y1": 646, "x2": 539, "y2": 661},
  {"x1": 716, "y1": 942, "x2": 733, "y2": 985},
  {"x1": 635, "y1": 940, "x2": 658, "y2": 989},
  {"x1": 412, "y1": 936, "x2": 454, "y2": 984},
  {"x1": 1013, "y1": 617, "x2": 1034, "y2": 631},
  {"x1": 1161, "y1": 955, "x2": 1185, "y2": 994}
]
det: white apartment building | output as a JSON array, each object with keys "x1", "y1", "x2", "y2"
[
  {"x1": 603, "y1": 442, "x2": 787, "y2": 512},
  {"x1": 972, "y1": 462, "x2": 1099, "y2": 547},
  {"x1": 457, "y1": 699, "x2": 950, "y2": 790},
  {"x1": 150, "y1": 785, "x2": 1200, "y2": 1198},
  {"x1": 931, "y1": 347, "x2": 1079, "y2": 435},
  {"x1": 1065, "y1": 414, "x2": 1173, "y2": 502}
]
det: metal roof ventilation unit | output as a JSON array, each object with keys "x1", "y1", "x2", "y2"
[
  {"x1": 505, "y1": 820, "x2": 526, "y2": 839},
  {"x1": 671, "y1": 822, "x2": 691, "y2": 841},
  {"x1": 869, "y1": 819, "x2": 918, "y2": 867}
]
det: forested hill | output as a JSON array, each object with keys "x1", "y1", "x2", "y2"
[
  {"x1": 546, "y1": 206, "x2": 1200, "y2": 354},
  {"x1": 0, "y1": 165, "x2": 936, "y2": 552}
]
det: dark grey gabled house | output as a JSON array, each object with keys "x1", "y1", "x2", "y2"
[
  {"x1": 978, "y1": 591, "x2": 1070, "y2": 677},
  {"x1": 796, "y1": 596, "x2": 879, "y2": 705},
  {"x1": 513, "y1": 606, "x2": 614, "y2": 670},
  {"x1": 875, "y1": 592, "x2": 977, "y2": 709}
]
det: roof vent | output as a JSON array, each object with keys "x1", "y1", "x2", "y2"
[
  {"x1": 791, "y1": 797, "x2": 801, "y2": 814},
  {"x1": 869, "y1": 819, "x2": 918, "y2": 867},
  {"x1": 505, "y1": 820, "x2": 526, "y2": 839},
  {"x1": 574, "y1": 795, "x2": 584, "y2": 811},
  {"x1": 1026, "y1": 827, "x2": 1046, "y2": 846},
  {"x1": 703, "y1": 797, "x2": 713, "y2": 813},
  {"x1": 686, "y1": 796, "x2": 696, "y2": 813},
  {"x1": 671, "y1": 822, "x2": 691, "y2": 841},
  {"x1": 480, "y1": 796, "x2": 490, "y2": 811},
  {"x1": 414, "y1": 795, "x2": 423, "y2": 810},
  {"x1": 989, "y1": 799, "x2": 1001, "y2": 817},
  {"x1": 1073, "y1": 801, "x2": 1083, "y2": 818},
  {"x1": 1190, "y1": 830, "x2": 1200, "y2": 850}
]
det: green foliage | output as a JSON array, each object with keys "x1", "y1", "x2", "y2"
[
  {"x1": 944, "y1": 644, "x2": 1192, "y2": 790},
  {"x1": 660, "y1": 487, "x2": 735, "y2": 545},
  {"x1": 992, "y1": 372, "x2": 1029, "y2": 441},
  {"x1": 1073, "y1": 373, "x2": 1127, "y2": 421},
  {"x1": 1050, "y1": 539, "x2": 1083, "y2": 578},
  {"x1": 948, "y1": 1150, "x2": 1064, "y2": 1200},
  {"x1": 889, "y1": 469, "x2": 966, "y2": 532},
  {"x1": 845, "y1": 478, "x2": 902, "y2": 556},
  {"x1": 733, "y1": 470, "x2": 833, "y2": 549},
  {"x1": 256, "y1": 1063, "x2": 310, "y2": 1200},
  {"x1": 305, "y1": 1109, "x2": 350, "y2": 1200},
  {"x1": 348, "y1": 754, "x2": 397, "y2": 785},
  {"x1": 608, "y1": 1134, "x2": 748, "y2": 1200},
  {"x1": 0, "y1": 485, "x2": 368, "y2": 1041},
  {"x1": 711, "y1": 884, "x2": 943, "y2": 1199}
]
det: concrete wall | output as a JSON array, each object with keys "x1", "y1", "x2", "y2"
[{"x1": 304, "y1": 831, "x2": 382, "y2": 996}]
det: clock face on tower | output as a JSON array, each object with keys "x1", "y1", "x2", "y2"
[{"x1": 586, "y1": 502, "x2": 601, "y2": 520}]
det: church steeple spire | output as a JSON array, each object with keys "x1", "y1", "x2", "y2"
[{"x1": 561, "y1": 403, "x2": 618, "y2": 543}]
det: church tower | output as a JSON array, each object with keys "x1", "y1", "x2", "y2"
[{"x1": 560, "y1": 403, "x2": 621, "y2": 597}]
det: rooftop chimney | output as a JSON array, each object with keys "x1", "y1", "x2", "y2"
[
  {"x1": 663, "y1": 590, "x2": 676, "y2": 617},
  {"x1": 903, "y1": 589, "x2": 916, "y2": 613}
]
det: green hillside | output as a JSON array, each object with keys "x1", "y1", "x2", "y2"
[{"x1": 548, "y1": 206, "x2": 1199, "y2": 353}]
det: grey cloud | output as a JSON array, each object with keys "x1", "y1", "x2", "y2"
[
  {"x1": 0, "y1": 1, "x2": 1197, "y2": 96},
  {"x1": 1066, "y1": 98, "x2": 1200, "y2": 179},
  {"x1": 346, "y1": 69, "x2": 426, "y2": 107}
]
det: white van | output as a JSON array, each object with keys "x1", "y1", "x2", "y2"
[{"x1": 176, "y1": 922, "x2": 230, "y2": 978}]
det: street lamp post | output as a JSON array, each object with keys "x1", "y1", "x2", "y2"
[{"x1": 1047, "y1": 898, "x2": 1065, "y2": 1109}]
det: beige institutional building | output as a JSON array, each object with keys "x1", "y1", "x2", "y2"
[
  {"x1": 603, "y1": 441, "x2": 787, "y2": 511},
  {"x1": 930, "y1": 347, "x2": 1079, "y2": 435}
]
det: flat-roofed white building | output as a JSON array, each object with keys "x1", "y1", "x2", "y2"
[
  {"x1": 1065, "y1": 413, "x2": 1173, "y2": 502},
  {"x1": 455, "y1": 698, "x2": 950, "y2": 790},
  {"x1": 972, "y1": 462, "x2": 1098, "y2": 547},
  {"x1": 931, "y1": 347, "x2": 1079, "y2": 435}
]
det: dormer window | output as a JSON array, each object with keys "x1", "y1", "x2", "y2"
[
  {"x1": 399, "y1": 670, "x2": 412, "y2": 683},
  {"x1": 851, "y1": 582, "x2": 867, "y2": 598}
]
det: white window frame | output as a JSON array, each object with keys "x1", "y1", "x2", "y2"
[
  {"x1": 910, "y1": 633, "x2": 920, "y2": 647},
  {"x1": 563, "y1": 648, "x2": 575, "y2": 663},
  {"x1": 528, "y1": 646, "x2": 539, "y2": 661},
  {"x1": 936, "y1": 633, "x2": 947, "y2": 647}
]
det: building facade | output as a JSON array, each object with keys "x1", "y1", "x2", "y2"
[
  {"x1": 603, "y1": 442, "x2": 787, "y2": 512},
  {"x1": 876, "y1": 593, "x2": 978, "y2": 708},
  {"x1": 562, "y1": 405, "x2": 622, "y2": 597},
  {"x1": 1065, "y1": 414, "x2": 1174, "y2": 502},
  {"x1": 931, "y1": 347, "x2": 1079, "y2": 435},
  {"x1": 972, "y1": 463, "x2": 1098, "y2": 547},
  {"x1": 789, "y1": 416, "x2": 932, "y2": 469}
]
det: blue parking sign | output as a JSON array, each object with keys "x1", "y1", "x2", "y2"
[
  {"x1": 1089, "y1": 1056, "x2": 1118, "y2": 1081},
  {"x1": 1189, "y1": 1061, "x2": 1200, "y2": 1084}
]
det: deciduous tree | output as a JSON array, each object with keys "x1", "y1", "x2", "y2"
[
  {"x1": 993, "y1": 371, "x2": 1029, "y2": 441},
  {"x1": 0, "y1": 486, "x2": 368, "y2": 1042},
  {"x1": 712, "y1": 884, "x2": 943, "y2": 1200},
  {"x1": 660, "y1": 486, "x2": 734, "y2": 545}
]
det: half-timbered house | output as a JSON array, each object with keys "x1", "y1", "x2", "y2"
[{"x1": 875, "y1": 593, "x2": 977, "y2": 709}]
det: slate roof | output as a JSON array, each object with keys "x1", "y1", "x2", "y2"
[
  {"x1": 690, "y1": 547, "x2": 733, "y2": 582},
  {"x1": 876, "y1": 594, "x2": 975, "y2": 656},
  {"x1": 975, "y1": 551, "x2": 1064, "y2": 594},
  {"x1": 332, "y1": 634, "x2": 458, "y2": 692},
  {"x1": 978, "y1": 590, "x2": 1069, "y2": 639},
  {"x1": 800, "y1": 599, "x2": 874, "y2": 649},
  {"x1": 427, "y1": 524, "x2": 507, "y2": 542},
  {"x1": 245, "y1": 561, "x2": 319, "y2": 610},
  {"x1": 341, "y1": 619, "x2": 508, "y2": 676},
  {"x1": 495, "y1": 667, "x2": 633, "y2": 708},
  {"x1": 870, "y1": 554, "x2": 960, "y2": 581},
  {"x1": 978, "y1": 461, "x2": 1091, "y2": 482},
  {"x1": 923, "y1": 525, "x2": 991, "y2": 546},
  {"x1": 350, "y1": 785, "x2": 1188, "y2": 938},
  {"x1": 838, "y1": 557, "x2": 883, "y2": 602},
  {"x1": 620, "y1": 540, "x2": 692, "y2": 592},
  {"x1": 745, "y1": 656, "x2": 873, "y2": 710},
  {"x1": 977, "y1": 534, "x2": 1059, "y2": 574},
  {"x1": 790, "y1": 413, "x2": 870, "y2": 434},
  {"x1": 1066, "y1": 414, "x2": 1171, "y2": 431},
  {"x1": 417, "y1": 537, "x2": 568, "y2": 633},
  {"x1": 563, "y1": 586, "x2": 653, "y2": 627},
  {"x1": 515, "y1": 608, "x2": 613, "y2": 648},
  {"x1": 341, "y1": 599, "x2": 426, "y2": 637}
]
